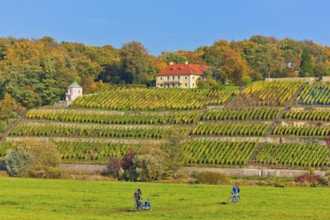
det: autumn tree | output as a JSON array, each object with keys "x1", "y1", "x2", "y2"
[
  {"x1": 163, "y1": 52, "x2": 188, "y2": 64},
  {"x1": 119, "y1": 41, "x2": 156, "y2": 85}
]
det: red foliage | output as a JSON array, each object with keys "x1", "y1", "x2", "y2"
[
  {"x1": 325, "y1": 138, "x2": 330, "y2": 146},
  {"x1": 295, "y1": 175, "x2": 320, "y2": 183}
]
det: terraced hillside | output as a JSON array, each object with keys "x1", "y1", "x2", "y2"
[{"x1": 1, "y1": 79, "x2": 330, "y2": 168}]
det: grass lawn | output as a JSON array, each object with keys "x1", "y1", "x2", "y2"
[{"x1": 0, "y1": 177, "x2": 329, "y2": 220}]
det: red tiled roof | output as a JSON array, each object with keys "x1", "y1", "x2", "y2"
[{"x1": 157, "y1": 64, "x2": 208, "y2": 76}]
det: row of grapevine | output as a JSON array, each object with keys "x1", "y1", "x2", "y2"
[
  {"x1": 236, "y1": 80, "x2": 304, "y2": 106},
  {"x1": 283, "y1": 109, "x2": 330, "y2": 121},
  {"x1": 0, "y1": 141, "x2": 140, "y2": 162},
  {"x1": 26, "y1": 109, "x2": 200, "y2": 125},
  {"x1": 55, "y1": 141, "x2": 140, "y2": 162},
  {"x1": 191, "y1": 122, "x2": 270, "y2": 136},
  {"x1": 296, "y1": 82, "x2": 330, "y2": 105},
  {"x1": 10, "y1": 124, "x2": 190, "y2": 139},
  {"x1": 182, "y1": 140, "x2": 257, "y2": 165},
  {"x1": 201, "y1": 108, "x2": 280, "y2": 121},
  {"x1": 255, "y1": 143, "x2": 329, "y2": 167},
  {"x1": 272, "y1": 125, "x2": 330, "y2": 137},
  {"x1": 71, "y1": 88, "x2": 236, "y2": 111}
]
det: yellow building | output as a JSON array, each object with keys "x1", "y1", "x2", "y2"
[{"x1": 156, "y1": 63, "x2": 208, "y2": 88}]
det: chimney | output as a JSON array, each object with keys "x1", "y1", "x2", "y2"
[
  {"x1": 169, "y1": 62, "x2": 173, "y2": 65},
  {"x1": 185, "y1": 61, "x2": 188, "y2": 65}
]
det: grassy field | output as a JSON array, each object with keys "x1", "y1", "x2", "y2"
[{"x1": 0, "y1": 177, "x2": 329, "y2": 220}]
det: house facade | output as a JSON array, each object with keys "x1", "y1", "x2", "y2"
[
  {"x1": 156, "y1": 63, "x2": 208, "y2": 88},
  {"x1": 65, "y1": 82, "x2": 83, "y2": 102}
]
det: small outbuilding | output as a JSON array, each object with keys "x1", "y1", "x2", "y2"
[{"x1": 65, "y1": 82, "x2": 83, "y2": 102}]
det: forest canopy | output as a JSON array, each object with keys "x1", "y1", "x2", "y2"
[{"x1": 0, "y1": 35, "x2": 330, "y2": 109}]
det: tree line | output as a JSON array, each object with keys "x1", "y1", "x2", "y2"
[{"x1": 0, "y1": 35, "x2": 330, "y2": 111}]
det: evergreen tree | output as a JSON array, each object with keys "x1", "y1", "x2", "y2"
[{"x1": 300, "y1": 48, "x2": 313, "y2": 76}]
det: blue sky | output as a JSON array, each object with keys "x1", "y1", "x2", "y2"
[{"x1": 1, "y1": 0, "x2": 329, "y2": 55}]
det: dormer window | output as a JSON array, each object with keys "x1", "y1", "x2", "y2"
[{"x1": 170, "y1": 67, "x2": 174, "y2": 70}]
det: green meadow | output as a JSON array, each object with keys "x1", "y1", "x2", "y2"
[{"x1": 0, "y1": 177, "x2": 329, "y2": 220}]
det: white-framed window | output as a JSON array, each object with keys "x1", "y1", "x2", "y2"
[{"x1": 185, "y1": 76, "x2": 187, "y2": 79}]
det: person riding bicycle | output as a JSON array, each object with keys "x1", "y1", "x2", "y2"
[
  {"x1": 231, "y1": 184, "x2": 240, "y2": 201},
  {"x1": 133, "y1": 189, "x2": 142, "y2": 209}
]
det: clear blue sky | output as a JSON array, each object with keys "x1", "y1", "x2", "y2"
[{"x1": 1, "y1": 0, "x2": 329, "y2": 55}]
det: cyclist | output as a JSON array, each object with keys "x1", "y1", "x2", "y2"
[
  {"x1": 133, "y1": 189, "x2": 142, "y2": 209},
  {"x1": 230, "y1": 184, "x2": 240, "y2": 202}
]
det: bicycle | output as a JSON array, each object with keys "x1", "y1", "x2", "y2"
[
  {"x1": 227, "y1": 194, "x2": 240, "y2": 204},
  {"x1": 134, "y1": 200, "x2": 152, "y2": 211}
]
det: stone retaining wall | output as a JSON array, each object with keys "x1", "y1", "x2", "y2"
[
  {"x1": 180, "y1": 167, "x2": 326, "y2": 177},
  {"x1": 58, "y1": 164, "x2": 327, "y2": 177}
]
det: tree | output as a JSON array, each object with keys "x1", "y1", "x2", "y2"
[
  {"x1": 300, "y1": 48, "x2": 313, "y2": 76},
  {"x1": 119, "y1": 41, "x2": 156, "y2": 85},
  {"x1": 313, "y1": 62, "x2": 330, "y2": 76},
  {"x1": 160, "y1": 128, "x2": 186, "y2": 178},
  {"x1": 5, "y1": 138, "x2": 61, "y2": 178},
  {"x1": 220, "y1": 49, "x2": 251, "y2": 84},
  {"x1": 135, "y1": 143, "x2": 167, "y2": 181},
  {"x1": 163, "y1": 53, "x2": 188, "y2": 64},
  {"x1": 0, "y1": 92, "x2": 17, "y2": 120},
  {"x1": 120, "y1": 148, "x2": 138, "y2": 181},
  {"x1": 106, "y1": 156, "x2": 122, "y2": 179}
]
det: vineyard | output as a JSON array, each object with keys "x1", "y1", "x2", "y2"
[
  {"x1": 283, "y1": 109, "x2": 330, "y2": 121},
  {"x1": 255, "y1": 143, "x2": 329, "y2": 167},
  {"x1": 182, "y1": 140, "x2": 257, "y2": 165},
  {"x1": 230, "y1": 80, "x2": 305, "y2": 107},
  {"x1": 296, "y1": 82, "x2": 330, "y2": 105},
  {"x1": 26, "y1": 109, "x2": 201, "y2": 125},
  {"x1": 1, "y1": 79, "x2": 330, "y2": 169},
  {"x1": 201, "y1": 108, "x2": 281, "y2": 121},
  {"x1": 191, "y1": 122, "x2": 270, "y2": 136},
  {"x1": 71, "y1": 88, "x2": 236, "y2": 111},
  {"x1": 272, "y1": 124, "x2": 330, "y2": 137},
  {"x1": 10, "y1": 123, "x2": 190, "y2": 139}
]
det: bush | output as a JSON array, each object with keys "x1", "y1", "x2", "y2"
[
  {"x1": 295, "y1": 175, "x2": 320, "y2": 183},
  {"x1": 6, "y1": 150, "x2": 34, "y2": 176},
  {"x1": 5, "y1": 138, "x2": 61, "y2": 178},
  {"x1": 319, "y1": 176, "x2": 329, "y2": 186},
  {"x1": 194, "y1": 171, "x2": 229, "y2": 185}
]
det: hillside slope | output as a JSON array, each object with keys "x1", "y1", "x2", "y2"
[{"x1": 1, "y1": 78, "x2": 330, "y2": 169}]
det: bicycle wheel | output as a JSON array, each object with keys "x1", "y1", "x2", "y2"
[
  {"x1": 227, "y1": 196, "x2": 233, "y2": 204},
  {"x1": 233, "y1": 195, "x2": 240, "y2": 203}
]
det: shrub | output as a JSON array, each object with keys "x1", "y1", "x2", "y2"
[
  {"x1": 295, "y1": 174, "x2": 321, "y2": 186},
  {"x1": 106, "y1": 156, "x2": 122, "y2": 178},
  {"x1": 6, "y1": 151, "x2": 33, "y2": 176},
  {"x1": 319, "y1": 176, "x2": 329, "y2": 186},
  {"x1": 194, "y1": 171, "x2": 229, "y2": 185},
  {"x1": 5, "y1": 138, "x2": 61, "y2": 178}
]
